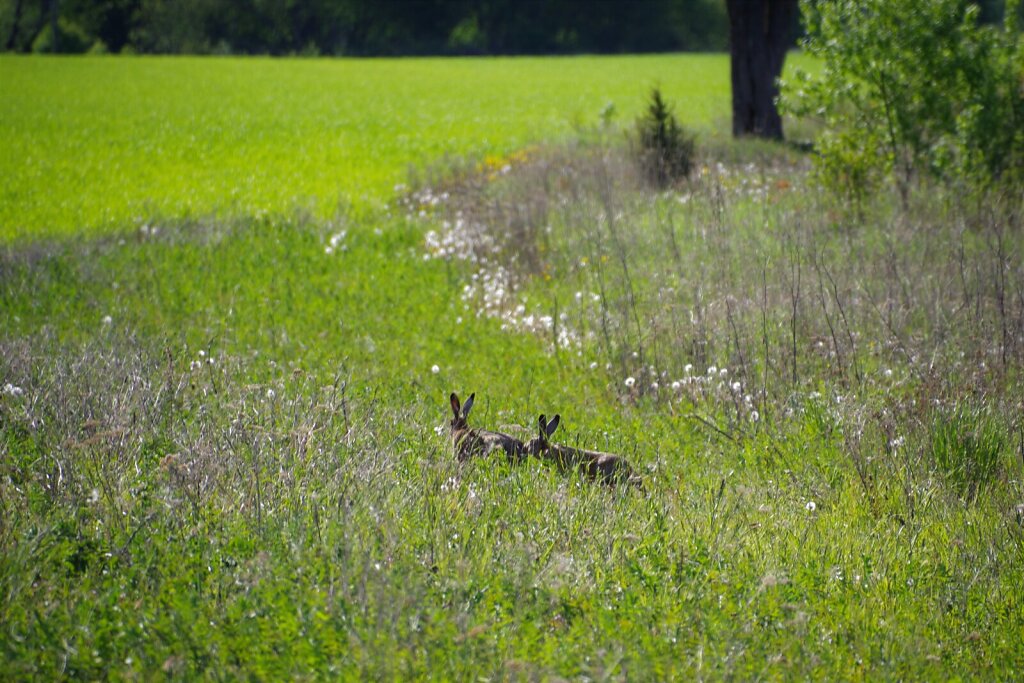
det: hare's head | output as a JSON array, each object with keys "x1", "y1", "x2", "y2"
[
  {"x1": 449, "y1": 392, "x2": 475, "y2": 433},
  {"x1": 524, "y1": 413, "x2": 560, "y2": 457}
]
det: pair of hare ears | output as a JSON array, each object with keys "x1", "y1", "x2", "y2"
[
  {"x1": 538, "y1": 414, "x2": 561, "y2": 438},
  {"x1": 450, "y1": 392, "x2": 475, "y2": 419}
]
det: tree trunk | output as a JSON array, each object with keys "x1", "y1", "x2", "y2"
[
  {"x1": 49, "y1": 0, "x2": 60, "y2": 53},
  {"x1": 726, "y1": 0, "x2": 798, "y2": 139},
  {"x1": 5, "y1": 0, "x2": 24, "y2": 51}
]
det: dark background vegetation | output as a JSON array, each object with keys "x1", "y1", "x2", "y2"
[
  {"x1": 3, "y1": 0, "x2": 727, "y2": 55},
  {"x1": 3, "y1": 0, "x2": 1014, "y2": 56}
]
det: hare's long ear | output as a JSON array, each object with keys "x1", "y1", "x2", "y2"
[
  {"x1": 538, "y1": 414, "x2": 548, "y2": 439},
  {"x1": 545, "y1": 414, "x2": 561, "y2": 437},
  {"x1": 462, "y1": 393, "x2": 475, "y2": 418},
  {"x1": 450, "y1": 393, "x2": 461, "y2": 419}
]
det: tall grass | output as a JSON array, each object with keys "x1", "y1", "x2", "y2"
[{"x1": 1, "y1": 57, "x2": 1022, "y2": 679}]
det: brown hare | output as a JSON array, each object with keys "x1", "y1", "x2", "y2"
[
  {"x1": 524, "y1": 414, "x2": 641, "y2": 487},
  {"x1": 449, "y1": 392, "x2": 526, "y2": 464}
]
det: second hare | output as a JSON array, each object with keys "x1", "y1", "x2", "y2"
[
  {"x1": 449, "y1": 392, "x2": 525, "y2": 464},
  {"x1": 525, "y1": 414, "x2": 641, "y2": 487}
]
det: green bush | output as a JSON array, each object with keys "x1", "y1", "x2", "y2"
[
  {"x1": 634, "y1": 87, "x2": 696, "y2": 188},
  {"x1": 781, "y1": 0, "x2": 1024, "y2": 200},
  {"x1": 928, "y1": 402, "x2": 1006, "y2": 501}
]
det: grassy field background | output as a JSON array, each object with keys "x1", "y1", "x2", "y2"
[
  {"x1": 0, "y1": 53, "x2": 751, "y2": 240},
  {"x1": 2, "y1": 55, "x2": 1023, "y2": 679}
]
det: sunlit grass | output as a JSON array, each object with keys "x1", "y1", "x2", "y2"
[{"x1": 1, "y1": 53, "x2": 757, "y2": 240}]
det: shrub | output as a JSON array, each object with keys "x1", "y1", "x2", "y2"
[
  {"x1": 634, "y1": 87, "x2": 696, "y2": 188},
  {"x1": 927, "y1": 402, "x2": 1006, "y2": 502},
  {"x1": 781, "y1": 0, "x2": 1024, "y2": 200}
]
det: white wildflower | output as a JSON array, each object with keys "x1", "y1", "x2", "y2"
[
  {"x1": 707, "y1": 365, "x2": 717, "y2": 376},
  {"x1": 589, "y1": 362, "x2": 599, "y2": 370},
  {"x1": 266, "y1": 389, "x2": 276, "y2": 399},
  {"x1": 671, "y1": 381, "x2": 681, "y2": 391},
  {"x1": 750, "y1": 410, "x2": 760, "y2": 423},
  {"x1": 805, "y1": 501, "x2": 816, "y2": 512},
  {"x1": 684, "y1": 364, "x2": 693, "y2": 374},
  {"x1": 3, "y1": 383, "x2": 24, "y2": 397},
  {"x1": 719, "y1": 367, "x2": 728, "y2": 378},
  {"x1": 431, "y1": 365, "x2": 440, "y2": 374},
  {"x1": 731, "y1": 381, "x2": 741, "y2": 392},
  {"x1": 101, "y1": 315, "x2": 113, "y2": 325},
  {"x1": 624, "y1": 376, "x2": 636, "y2": 388}
]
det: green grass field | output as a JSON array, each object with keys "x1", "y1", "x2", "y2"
[
  {"x1": 0, "y1": 53, "x2": 744, "y2": 240},
  {"x1": 2, "y1": 55, "x2": 1023, "y2": 680}
]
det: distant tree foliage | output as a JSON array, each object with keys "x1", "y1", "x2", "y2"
[
  {"x1": 781, "y1": 0, "x2": 1024, "y2": 200},
  {"x1": 0, "y1": 0, "x2": 731, "y2": 55}
]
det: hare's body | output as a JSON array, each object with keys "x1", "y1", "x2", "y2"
[
  {"x1": 545, "y1": 443, "x2": 637, "y2": 485},
  {"x1": 454, "y1": 427, "x2": 525, "y2": 463},
  {"x1": 525, "y1": 414, "x2": 641, "y2": 487},
  {"x1": 449, "y1": 392, "x2": 525, "y2": 464}
]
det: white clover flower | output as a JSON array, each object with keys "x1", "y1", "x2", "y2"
[
  {"x1": 88, "y1": 489, "x2": 100, "y2": 504},
  {"x1": 719, "y1": 367, "x2": 728, "y2": 378},
  {"x1": 431, "y1": 365, "x2": 440, "y2": 374},
  {"x1": 101, "y1": 315, "x2": 113, "y2": 325},
  {"x1": 671, "y1": 380, "x2": 681, "y2": 391},
  {"x1": 329, "y1": 231, "x2": 347, "y2": 248},
  {"x1": 684, "y1": 363, "x2": 693, "y2": 374},
  {"x1": 624, "y1": 376, "x2": 636, "y2": 388},
  {"x1": 433, "y1": 424, "x2": 445, "y2": 436},
  {"x1": 651, "y1": 382, "x2": 659, "y2": 391},
  {"x1": 190, "y1": 360, "x2": 202, "y2": 371},
  {"x1": 805, "y1": 501, "x2": 816, "y2": 512},
  {"x1": 589, "y1": 362, "x2": 599, "y2": 370},
  {"x1": 266, "y1": 389, "x2": 276, "y2": 399},
  {"x1": 750, "y1": 410, "x2": 760, "y2": 423},
  {"x1": 731, "y1": 381, "x2": 741, "y2": 392},
  {"x1": 884, "y1": 368, "x2": 893, "y2": 378},
  {"x1": 3, "y1": 383, "x2": 24, "y2": 397},
  {"x1": 707, "y1": 365, "x2": 717, "y2": 376}
]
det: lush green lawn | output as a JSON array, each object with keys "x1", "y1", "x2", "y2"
[
  {"x1": 0, "y1": 53, "x2": 751, "y2": 240},
  {"x1": 1, "y1": 55, "x2": 1022, "y2": 680}
]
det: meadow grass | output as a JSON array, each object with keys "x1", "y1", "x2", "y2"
[
  {"x1": 2, "y1": 55, "x2": 1023, "y2": 680},
  {"x1": 0, "y1": 53, "x2": 758, "y2": 240}
]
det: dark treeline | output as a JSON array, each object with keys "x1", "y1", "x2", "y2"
[{"x1": 2, "y1": 0, "x2": 732, "y2": 55}]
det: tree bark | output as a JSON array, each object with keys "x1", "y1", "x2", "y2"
[
  {"x1": 5, "y1": 0, "x2": 24, "y2": 51},
  {"x1": 49, "y1": 0, "x2": 60, "y2": 53},
  {"x1": 726, "y1": 0, "x2": 798, "y2": 139}
]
